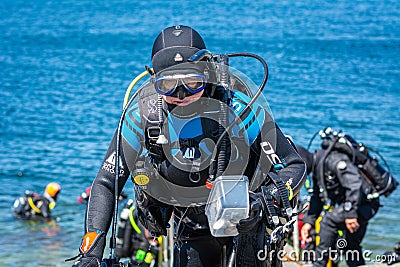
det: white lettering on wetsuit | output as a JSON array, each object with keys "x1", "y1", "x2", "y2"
[
  {"x1": 261, "y1": 141, "x2": 282, "y2": 165},
  {"x1": 101, "y1": 152, "x2": 125, "y2": 176}
]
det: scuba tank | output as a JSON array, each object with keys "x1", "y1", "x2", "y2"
[
  {"x1": 115, "y1": 199, "x2": 135, "y2": 258},
  {"x1": 115, "y1": 199, "x2": 159, "y2": 266}
]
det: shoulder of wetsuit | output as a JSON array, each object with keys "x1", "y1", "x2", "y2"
[{"x1": 324, "y1": 151, "x2": 352, "y2": 173}]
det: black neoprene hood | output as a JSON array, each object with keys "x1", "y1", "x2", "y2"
[{"x1": 151, "y1": 25, "x2": 206, "y2": 73}]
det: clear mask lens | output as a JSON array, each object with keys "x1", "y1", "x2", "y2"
[{"x1": 155, "y1": 73, "x2": 206, "y2": 96}]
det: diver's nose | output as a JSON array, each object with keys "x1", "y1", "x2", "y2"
[{"x1": 176, "y1": 87, "x2": 187, "y2": 100}]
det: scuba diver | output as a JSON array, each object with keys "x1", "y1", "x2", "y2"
[
  {"x1": 115, "y1": 199, "x2": 160, "y2": 266},
  {"x1": 383, "y1": 242, "x2": 400, "y2": 265},
  {"x1": 68, "y1": 25, "x2": 307, "y2": 267},
  {"x1": 77, "y1": 186, "x2": 127, "y2": 204},
  {"x1": 77, "y1": 186, "x2": 92, "y2": 204},
  {"x1": 298, "y1": 127, "x2": 398, "y2": 267},
  {"x1": 12, "y1": 182, "x2": 61, "y2": 220}
]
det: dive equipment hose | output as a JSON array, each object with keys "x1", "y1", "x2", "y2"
[
  {"x1": 209, "y1": 52, "x2": 269, "y2": 180},
  {"x1": 107, "y1": 69, "x2": 150, "y2": 262},
  {"x1": 123, "y1": 69, "x2": 151, "y2": 109}
]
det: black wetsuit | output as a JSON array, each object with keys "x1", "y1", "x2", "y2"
[
  {"x1": 12, "y1": 191, "x2": 54, "y2": 219},
  {"x1": 303, "y1": 150, "x2": 380, "y2": 267},
  {"x1": 85, "y1": 88, "x2": 307, "y2": 266}
]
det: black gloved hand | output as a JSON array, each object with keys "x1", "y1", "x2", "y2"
[
  {"x1": 66, "y1": 230, "x2": 105, "y2": 267},
  {"x1": 71, "y1": 256, "x2": 101, "y2": 267},
  {"x1": 236, "y1": 192, "x2": 264, "y2": 233},
  {"x1": 237, "y1": 181, "x2": 292, "y2": 234},
  {"x1": 135, "y1": 185, "x2": 172, "y2": 237},
  {"x1": 136, "y1": 206, "x2": 168, "y2": 237}
]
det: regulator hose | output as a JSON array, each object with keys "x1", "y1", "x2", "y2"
[{"x1": 209, "y1": 52, "x2": 269, "y2": 180}]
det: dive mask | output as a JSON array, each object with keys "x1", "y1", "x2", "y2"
[{"x1": 154, "y1": 73, "x2": 206, "y2": 96}]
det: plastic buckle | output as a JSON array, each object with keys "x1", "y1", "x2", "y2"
[{"x1": 147, "y1": 126, "x2": 161, "y2": 140}]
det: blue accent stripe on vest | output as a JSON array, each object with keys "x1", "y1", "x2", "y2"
[
  {"x1": 122, "y1": 123, "x2": 141, "y2": 151},
  {"x1": 231, "y1": 91, "x2": 264, "y2": 144},
  {"x1": 122, "y1": 105, "x2": 143, "y2": 151},
  {"x1": 127, "y1": 109, "x2": 143, "y2": 134}
]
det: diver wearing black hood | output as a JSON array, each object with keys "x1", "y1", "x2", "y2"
[
  {"x1": 297, "y1": 145, "x2": 380, "y2": 267},
  {"x1": 70, "y1": 25, "x2": 307, "y2": 267}
]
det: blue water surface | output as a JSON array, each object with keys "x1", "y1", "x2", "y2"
[{"x1": 1, "y1": 0, "x2": 399, "y2": 266}]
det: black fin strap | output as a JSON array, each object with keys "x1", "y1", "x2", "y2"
[
  {"x1": 277, "y1": 181, "x2": 291, "y2": 216},
  {"x1": 261, "y1": 186, "x2": 279, "y2": 226},
  {"x1": 269, "y1": 173, "x2": 292, "y2": 217}
]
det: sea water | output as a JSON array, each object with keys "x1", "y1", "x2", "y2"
[{"x1": 1, "y1": 0, "x2": 399, "y2": 266}]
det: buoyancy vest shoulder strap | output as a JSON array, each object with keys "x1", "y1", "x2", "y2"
[{"x1": 28, "y1": 197, "x2": 42, "y2": 214}]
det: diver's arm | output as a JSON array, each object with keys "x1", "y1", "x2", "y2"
[
  {"x1": 231, "y1": 91, "x2": 306, "y2": 194},
  {"x1": 40, "y1": 198, "x2": 51, "y2": 218},
  {"x1": 326, "y1": 153, "x2": 362, "y2": 219},
  {"x1": 31, "y1": 195, "x2": 51, "y2": 218},
  {"x1": 238, "y1": 121, "x2": 307, "y2": 231},
  {"x1": 70, "y1": 105, "x2": 144, "y2": 265},
  {"x1": 237, "y1": 105, "x2": 307, "y2": 234},
  {"x1": 77, "y1": 131, "x2": 135, "y2": 262},
  {"x1": 85, "y1": 104, "x2": 144, "y2": 235},
  {"x1": 255, "y1": 121, "x2": 307, "y2": 196},
  {"x1": 85, "y1": 131, "x2": 131, "y2": 234},
  {"x1": 271, "y1": 125, "x2": 307, "y2": 195}
]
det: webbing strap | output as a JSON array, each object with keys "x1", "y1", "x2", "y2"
[{"x1": 28, "y1": 197, "x2": 41, "y2": 214}]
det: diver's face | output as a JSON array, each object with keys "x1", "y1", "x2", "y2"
[{"x1": 162, "y1": 89, "x2": 204, "y2": 106}]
